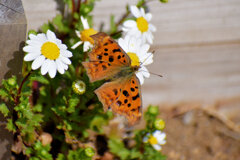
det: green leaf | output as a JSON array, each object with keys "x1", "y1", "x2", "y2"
[
  {"x1": 0, "y1": 88, "x2": 8, "y2": 98},
  {"x1": 143, "y1": 145, "x2": 166, "y2": 160},
  {"x1": 0, "y1": 103, "x2": 9, "y2": 117},
  {"x1": 68, "y1": 97, "x2": 80, "y2": 113},
  {"x1": 108, "y1": 138, "x2": 130, "y2": 160},
  {"x1": 6, "y1": 119, "x2": 16, "y2": 132},
  {"x1": 110, "y1": 15, "x2": 117, "y2": 34},
  {"x1": 30, "y1": 76, "x2": 49, "y2": 85},
  {"x1": 159, "y1": 0, "x2": 168, "y2": 3}
]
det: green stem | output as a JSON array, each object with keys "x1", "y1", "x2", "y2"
[{"x1": 14, "y1": 70, "x2": 32, "y2": 105}]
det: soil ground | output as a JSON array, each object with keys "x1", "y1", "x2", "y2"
[{"x1": 159, "y1": 104, "x2": 240, "y2": 160}]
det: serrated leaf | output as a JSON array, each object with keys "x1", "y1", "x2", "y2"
[
  {"x1": 0, "y1": 103, "x2": 9, "y2": 117},
  {"x1": 6, "y1": 119, "x2": 16, "y2": 132},
  {"x1": 0, "y1": 89, "x2": 8, "y2": 98},
  {"x1": 108, "y1": 138, "x2": 130, "y2": 160}
]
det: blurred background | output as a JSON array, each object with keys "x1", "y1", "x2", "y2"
[
  {"x1": 20, "y1": 0, "x2": 240, "y2": 159},
  {"x1": 22, "y1": 0, "x2": 240, "y2": 113}
]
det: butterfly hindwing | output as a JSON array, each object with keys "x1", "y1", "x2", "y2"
[{"x1": 95, "y1": 75, "x2": 142, "y2": 125}]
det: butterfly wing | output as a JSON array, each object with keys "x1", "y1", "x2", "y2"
[
  {"x1": 95, "y1": 75, "x2": 142, "y2": 125},
  {"x1": 82, "y1": 32, "x2": 131, "y2": 82}
]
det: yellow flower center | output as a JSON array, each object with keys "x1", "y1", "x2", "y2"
[
  {"x1": 80, "y1": 29, "x2": 98, "y2": 44},
  {"x1": 136, "y1": 17, "x2": 149, "y2": 33},
  {"x1": 127, "y1": 52, "x2": 140, "y2": 66},
  {"x1": 149, "y1": 136, "x2": 158, "y2": 145},
  {"x1": 41, "y1": 42, "x2": 60, "y2": 60}
]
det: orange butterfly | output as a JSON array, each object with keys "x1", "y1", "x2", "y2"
[{"x1": 83, "y1": 32, "x2": 142, "y2": 125}]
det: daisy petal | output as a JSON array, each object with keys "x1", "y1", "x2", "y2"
[
  {"x1": 145, "y1": 13, "x2": 152, "y2": 21},
  {"x1": 60, "y1": 55, "x2": 71, "y2": 65},
  {"x1": 152, "y1": 144, "x2": 162, "y2": 151},
  {"x1": 23, "y1": 46, "x2": 37, "y2": 53},
  {"x1": 61, "y1": 50, "x2": 72, "y2": 58},
  {"x1": 130, "y1": 6, "x2": 141, "y2": 18},
  {"x1": 141, "y1": 66, "x2": 150, "y2": 78},
  {"x1": 83, "y1": 41, "x2": 92, "y2": 52},
  {"x1": 136, "y1": 72, "x2": 144, "y2": 85},
  {"x1": 149, "y1": 24, "x2": 157, "y2": 32},
  {"x1": 71, "y1": 41, "x2": 83, "y2": 49},
  {"x1": 24, "y1": 53, "x2": 41, "y2": 61},
  {"x1": 48, "y1": 60, "x2": 57, "y2": 78},
  {"x1": 123, "y1": 20, "x2": 136, "y2": 28},
  {"x1": 81, "y1": 16, "x2": 89, "y2": 29},
  {"x1": 41, "y1": 59, "x2": 50, "y2": 75},
  {"x1": 56, "y1": 59, "x2": 65, "y2": 74},
  {"x1": 29, "y1": 34, "x2": 38, "y2": 41},
  {"x1": 47, "y1": 30, "x2": 57, "y2": 42},
  {"x1": 32, "y1": 55, "x2": 45, "y2": 70}
]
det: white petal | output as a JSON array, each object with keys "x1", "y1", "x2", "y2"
[
  {"x1": 141, "y1": 53, "x2": 153, "y2": 65},
  {"x1": 41, "y1": 59, "x2": 50, "y2": 75},
  {"x1": 145, "y1": 13, "x2": 152, "y2": 21},
  {"x1": 118, "y1": 38, "x2": 128, "y2": 52},
  {"x1": 32, "y1": 55, "x2": 45, "y2": 70},
  {"x1": 23, "y1": 46, "x2": 38, "y2": 53},
  {"x1": 123, "y1": 20, "x2": 136, "y2": 28},
  {"x1": 26, "y1": 39, "x2": 42, "y2": 47},
  {"x1": 48, "y1": 60, "x2": 57, "y2": 78},
  {"x1": 149, "y1": 24, "x2": 156, "y2": 32},
  {"x1": 61, "y1": 50, "x2": 72, "y2": 58},
  {"x1": 29, "y1": 34, "x2": 38, "y2": 41},
  {"x1": 71, "y1": 41, "x2": 83, "y2": 49},
  {"x1": 81, "y1": 16, "x2": 89, "y2": 29},
  {"x1": 140, "y1": 44, "x2": 150, "y2": 55},
  {"x1": 56, "y1": 59, "x2": 65, "y2": 74},
  {"x1": 46, "y1": 30, "x2": 57, "y2": 42},
  {"x1": 60, "y1": 55, "x2": 71, "y2": 65},
  {"x1": 136, "y1": 72, "x2": 144, "y2": 85},
  {"x1": 146, "y1": 33, "x2": 153, "y2": 44},
  {"x1": 152, "y1": 144, "x2": 162, "y2": 151},
  {"x1": 62, "y1": 63, "x2": 68, "y2": 70},
  {"x1": 24, "y1": 53, "x2": 40, "y2": 61},
  {"x1": 140, "y1": 66, "x2": 150, "y2": 78},
  {"x1": 37, "y1": 33, "x2": 47, "y2": 43},
  {"x1": 140, "y1": 8, "x2": 145, "y2": 17},
  {"x1": 83, "y1": 41, "x2": 92, "y2": 52},
  {"x1": 130, "y1": 6, "x2": 141, "y2": 18},
  {"x1": 75, "y1": 30, "x2": 81, "y2": 38}
]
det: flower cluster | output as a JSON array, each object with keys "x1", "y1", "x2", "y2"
[{"x1": 119, "y1": 5, "x2": 156, "y2": 85}]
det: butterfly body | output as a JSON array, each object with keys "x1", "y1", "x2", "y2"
[{"x1": 83, "y1": 32, "x2": 142, "y2": 125}]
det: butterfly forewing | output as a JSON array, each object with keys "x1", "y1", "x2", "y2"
[
  {"x1": 83, "y1": 32, "x2": 131, "y2": 82},
  {"x1": 95, "y1": 75, "x2": 142, "y2": 125}
]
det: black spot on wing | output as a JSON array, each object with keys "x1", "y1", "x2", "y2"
[
  {"x1": 123, "y1": 90, "x2": 129, "y2": 97},
  {"x1": 109, "y1": 56, "x2": 114, "y2": 62},
  {"x1": 102, "y1": 65, "x2": 107, "y2": 70},
  {"x1": 112, "y1": 49, "x2": 121, "y2": 53},
  {"x1": 132, "y1": 93, "x2": 139, "y2": 101},
  {"x1": 116, "y1": 100, "x2": 122, "y2": 106}
]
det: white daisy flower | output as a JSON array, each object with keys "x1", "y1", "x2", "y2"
[
  {"x1": 71, "y1": 16, "x2": 98, "y2": 51},
  {"x1": 143, "y1": 130, "x2": 166, "y2": 151},
  {"x1": 122, "y1": 5, "x2": 156, "y2": 44},
  {"x1": 118, "y1": 35, "x2": 153, "y2": 85},
  {"x1": 23, "y1": 30, "x2": 72, "y2": 78}
]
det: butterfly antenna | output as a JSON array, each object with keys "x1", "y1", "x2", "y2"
[
  {"x1": 140, "y1": 69, "x2": 163, "y2": 77},
  {"x1": 139, "y1": 50, "x2": 155, "y2": 66}
]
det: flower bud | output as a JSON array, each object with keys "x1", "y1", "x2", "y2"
[
  {"x1": 72, "y1": 80, "x2": 86, "y2": 95},
  {"x1": 85, "y1": 147, "x2": 95, "y2": 157},
  {"x1": 154, "y1": 118, "x2": 165, "y2": 130},
  {"x1": 148, "y1": 106, "x2": 159, "y2": 115}
]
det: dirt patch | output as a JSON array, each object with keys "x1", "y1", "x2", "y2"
[{"x1": 160, "y1": 106, "x2": 240, "y2": 160}]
